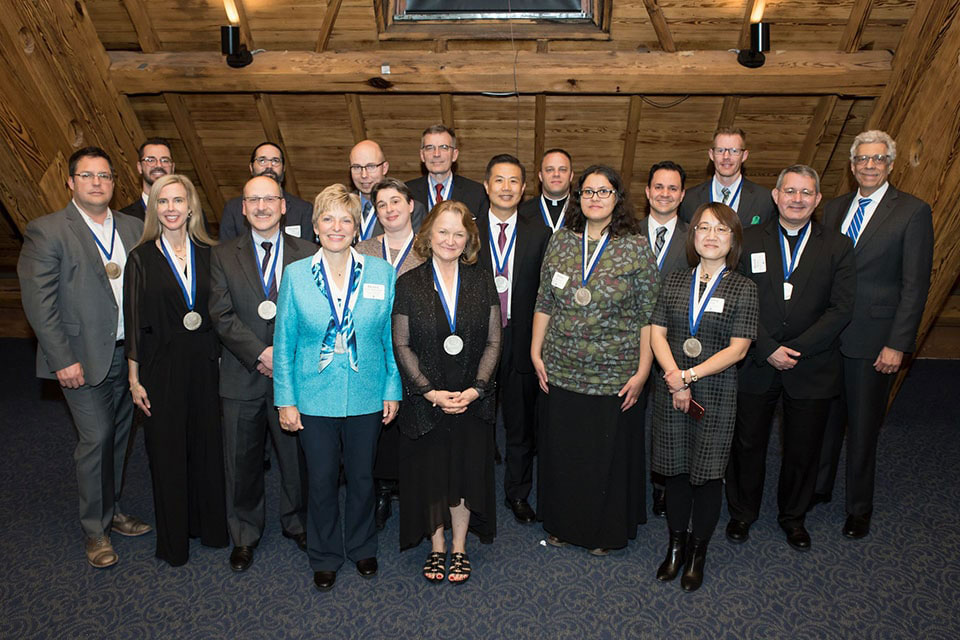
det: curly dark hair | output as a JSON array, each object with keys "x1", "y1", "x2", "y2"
[{"x1": 564, "y1": 165, "x2": 641, "y2": 239}]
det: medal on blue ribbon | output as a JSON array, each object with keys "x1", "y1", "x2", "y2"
[
  {"x1": 252, "y1": 237, "x2": 280, "y2": 319},
  {"x1": 89, "y1": 217, "x2": 121, "y2": 279},
  {"x1": 359, "y1": 201, "x2": 377, "y2": 241},
  {"x1": 160, "y1": 236, "x2": 200, "y2": 330},
  {"x1": 319, "y1": 252, "x2": 356, "y2": 353},
  {"x1": 432, "y1": 260, "x2": 463, "y2": 355},
  {"x1": 715, "y1": 178, "x2": 743, "y2": 210},
  {"x1": 779, "y1": 221, "x2": 811, "y2": 281},
  {"x1": 575, "y1": 231, "x2": 610, "y2": 306},
  {"x1": 685, "y1": 264, "x2": 726, "y2": 357},
  {"x1": 489, "y1": 221, "x2": 517, "y2": 294},
  {"x1": 382, "y1": 232, "x2": 414, "y2": 271},
  {"x1": 538, "y1": 195, "x2": 567, "y2": 234}
]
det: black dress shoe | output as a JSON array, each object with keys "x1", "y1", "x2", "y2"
[
  {"x1": 652, "y1": 488, "x2": 666, "y2": 518},
  {"x1": 784, "y1": 526, "x2": 811, "y2": 551},
  {"x1": 725, "y1": 519, "x2": 750, "y2": 544},
  {"x1": 229, "y1": 546, "x2": 255, "y2": 572},
  {"x1": 656, "y1": 529, "x2": 687, "y2": 582},
  {"x1": 313, "y1": 570, "x2": 336, "y2": 591},
  {"x1": 504, "y1": 498, "x2": 536, "y2": 524},
  {"x1": 374, "y1": 492, "x2": 392, "y2": 530},
  {"x1": 282, "y1": 530, "x2": 308, "y2": 552},
  {"x1": 808, "y1": 492, "x2": 832, "y2": 511},
  {"x1": 681, "y1": 537, "x2": 709, "y2": 592},
  {"x1": 356, "y1": 557, "x2": 378, "y2": 578},
  {"x1": 843, "y1": 514, "x2": 871, "y2": 539}
]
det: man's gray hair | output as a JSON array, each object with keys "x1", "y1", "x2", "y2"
[
  {"x1": 850, "y1": 130, "x2": 897, "y2": 163},
  {"x1": 775, "y1": 164, "x2": 821, "y2": 193}
]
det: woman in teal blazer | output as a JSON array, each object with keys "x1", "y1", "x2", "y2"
[{"x1": 275, "y1": 184, "x2": 401, "y2": 593}]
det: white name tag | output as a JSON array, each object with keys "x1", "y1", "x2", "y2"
[
  {"x1": 285, "y1": 225, "x2": 301, "y2": 238},
  {"x1": 783, "y1": 282, "x2": 794, "y2": 301},
  {"x1": 706, "y1": 297, "x2": 725, "y2": 313},
  {"x1": 551, "y1": 271, "x2": 570, "y2": 289},
  {"x1": 751, "y1": 252, "x2": 767, "y2": 273},
  {"x1": 363, "y1": 283, "x2": 385, "y2": 300}
]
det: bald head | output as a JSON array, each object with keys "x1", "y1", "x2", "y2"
[{"x1": 349, "y1": 140, "x2": 389, "y2": 197}]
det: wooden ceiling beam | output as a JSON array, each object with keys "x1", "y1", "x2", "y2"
[
  {"x1": 164, "y1": 94, "x2": 225, "y2": 217},
  {"x1": 120, "y1": 0, "x2": 161, "y2": 52},
  {"x1": 620, "y1": 96, "x2": 643, "y2": 188},
  {"x1": 109, "y1": 50, "x2": 893, "y2": 96},
  {"x1": 344, "y1": 94, "x2": 366, "y2": 144},
  {"x1": 642, "y1": 0, "x2": 676, "y2": 52},
  {"x1": 316, "y1": 0, "x2": 344, "y2": 53},
  {"x1": 440, "y1": 94, "x2": 455, "y2": 130},
  {"x1": 533, "y1": 94, "x2": 546, "y2": 177}
]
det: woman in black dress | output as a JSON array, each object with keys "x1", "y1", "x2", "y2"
[
  {"x1": 392, "y1": 200, "x2": 501, "y2": 584},
  {"x1": 649, "y1": 202, "x2": 757, "y2": 591},
  {"x1": 124, "y1": 174, "x2": 227, "y2": 566}
]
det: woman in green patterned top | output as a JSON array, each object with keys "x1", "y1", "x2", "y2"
[{"x1": 531, "y1": 165, "x2": 660, "y2": 554}]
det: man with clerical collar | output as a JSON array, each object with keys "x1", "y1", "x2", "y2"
[
  {"x1": 120, "y1": 138, "x2": 174, "y2": 220},
  {"x1": 679, "y1": 127, "x2": 775, "y2": 229},
  {"x1": 726, "y1": 164, "x2": 856, "y2": 552},
  {"x1": 813, "y1": 130, "x2": 934, "y2": 540},
  {"x1": 219, "y1": 141, "x2": 316, "y2": 243},
  {"x1": 18, "y1": 146, "x2": 151, "y2": 569},
  {"x1": 209, "y1": 175, "x2": 316, "y2": 572},
  {"x1": 478, "y1": 154, "x2": 551, "y2": 525},
  {"x1": 640, "y1": 160, "x2": 691, "y2": 518},
  {"x1": 405, "y1": 124, "x2": 487, "y2": 219},
  {"x1": 348, "y1": 139, "x2": 426, "y2": 241},
  {"x1": 519, "y1": 148, "x2": 574, "y2": 233}
]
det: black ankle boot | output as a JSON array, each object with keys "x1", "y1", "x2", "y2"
[
  {"x1": 374, "y1": 482, "x2": 392, "y2": 530},
  {"x1": 656, "y1": 529, "x2": 688, "y2": 582},
  {"x1": 680, "y1": 536, "x2": 709, "y2": 592}
]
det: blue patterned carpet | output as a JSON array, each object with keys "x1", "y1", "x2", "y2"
[{"x1": 1, "y1": 337, "x2": 958, "y2": 639}]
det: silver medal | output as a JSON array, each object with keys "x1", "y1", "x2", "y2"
[
  {"x1": 574, "y1": 287, "x2": 592, "y2": 306},
  {"x1": 257, "y1": 300, "x2": 277, "y2": 320},
  {"x1": 183, "y1": 311, "x2": 202, "y2": 331},
  {"x1": 494, "y1": 275, "x2": 509, "y2": 294},
  {"x1": 443, "y1": 334, "x2": 464, "y2": 356},
  {"x1": 682, "y1": 337, "x2": 702, "y2": 358}
]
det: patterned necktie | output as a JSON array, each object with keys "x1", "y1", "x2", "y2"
[
  {"x1": 260, "y1": 241, "x2": 277, "y2": 301},
  {"x1": 361, "y1": 200, "x2": 373, "y2": 238},
  {"x1": 721, "y1": 187, "x2": 731, "y2": 204},
  {"x1": 434, "y1": 182, "x2": 444, "y2": 204},
  {"x1": 497, "y1": 222, "x2": 509, "y2": 328},
  {"x1": 654, "y1": 226, "x2": 667, "y2": 257},
  {"x1": 846, "y1": 197, "x2": 871, "y2": 245}
]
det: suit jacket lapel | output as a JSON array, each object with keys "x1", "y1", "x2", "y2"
[
  {"x1": 784, "y1": 223, "x2": 823, "y2": 318},
  {"x1": 236, "y1": 233, "x2": 267, "y2": 298},
  {"x1": 762, "y1": 222, "x2": 787, "y2": 317},
  {"x1": 66, "y1": 203, "x2": 114, "y2": 295},
  {"x1": 854, "y1": 186, "x2": 897, "y2": 252}
]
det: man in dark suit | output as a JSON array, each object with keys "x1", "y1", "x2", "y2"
[
  {"x1": 813, "y1": 130, "x2": 934, "y2": 539},
  {"x1": 405, "y1": 124, "x2": 488, "y2": 218},
  {"x1": 678, "y1": 127, "x2": 776, "y2": 229},
  {"x1": 641, "y1": 160, "x2": 691, "y2": 517},
  {"x1": 119, "y1": 137, "x2": 174, "y2": 220},
  {"x1": 477, "y1": 154, "x2": 550, "y2": 524},
  {"x1": 518, "y1": 148, "x2": 574, "y2": 233},
  {"x1": 18, "y1": 147, "x2": 151, "y2": 569},
  {"x1": 219, "y1": 142, "x2": 315, "y2": 243},
  {"x1": 209, "y1": 175, "x2": 315, "y2": 572},
  {"x1": 725, "y1": 164, "x2": 856, "y2": 551},
  {"x1": 348, "y1": 139, "x2": 426, "y2": 241}
]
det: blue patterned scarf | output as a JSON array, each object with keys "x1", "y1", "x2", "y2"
[{"x1": 311, "y1": 253, "x2": 363, "y2": 373}]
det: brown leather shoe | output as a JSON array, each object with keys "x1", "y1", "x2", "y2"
[
  {"x1": 85, "y1": 536, "x2": 118, "y2": 569},
  {"x1": 112, "y1": 512, "x2": 153, "y2": 537}
]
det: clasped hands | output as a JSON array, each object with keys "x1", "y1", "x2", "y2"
[
  {"x1": 426, "y1": 388, "x2": 480, "y2": 415},
  {"x1": 663, "y1": 368, "x2": 692, "y2": 412}
]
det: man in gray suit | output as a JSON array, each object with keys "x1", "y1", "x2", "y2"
[
  {"x1": 813, "y1": 130, "x2": 934, "y2": 539},
  {"x1": 679, "y1": 127, "x2": 776, "y2": 229},
  {"x1": 209, "y1": 175, "x2": 314, "y2": 572},
  {"x1": 18, "y1": 146, "x2": 151, "y2": 569}
]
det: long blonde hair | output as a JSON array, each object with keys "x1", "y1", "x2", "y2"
[{"x1": 138, "y1": 174, "x2": 217, "y2": 247}]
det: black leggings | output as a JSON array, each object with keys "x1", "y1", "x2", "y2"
[{"x1": 664, "y1": 474, "x2": 723, "y2": 540}]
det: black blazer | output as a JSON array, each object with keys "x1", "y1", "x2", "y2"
[
  {"x1": 476, "y1": 211, "x2": 550, "y2": 374},
  {"x1": 822, "y1": 186, "x2": 934, "y2": 358},
  {"x1": 209, "y1": 232, "x2": 317, "y2": 401},
  {"x1": 518, "y1": 194, "x2": 568, "y2": 230},
  {"x1": 641, "y1": 216, "x2": 690, "y2": 283},
  {"x1": 406, "y1": 174, "x2": 488, "y2": 219},
  {"x1": 737, "y1": 218, "x2": 856, "y2": 398},
  {"x1": 119, "y1": 198, "x2": 146, "y2": 220},
  {"x1": 219, "y1": 189, "x2": 316, "y2": 244},
  {"x1": 679, "y1": 177, "x2": 776, "y2": 229}
]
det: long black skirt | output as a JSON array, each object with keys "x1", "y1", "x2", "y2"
[
  {"x1": 398, "y1": 412, "x2": 496, "y2": 550},
  {"x1": 539, "y1": 384, "x2": 646, "y2": 549}
]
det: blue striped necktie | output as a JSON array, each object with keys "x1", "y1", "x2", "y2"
[{"x1": 846, "y1": 197, "x2": 871, "y2": 245}]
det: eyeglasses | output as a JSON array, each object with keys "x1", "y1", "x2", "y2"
[
  {"x1": 694, "y1": 223, "x2": 732, "y2": 235},
  {"x1": 254, "y1": 156, "x2": 283, "y2": 167},
  {"x1": 73, "y1": 172, "x2": 114, "y2": 182},
  {"x1": 779, "y1": 187, "x2": 817, "y2": 198},
  {"x1": 349, "y1": 161, "x2": 386, "y2": 173},
  {"x1": 242, "y1": 195, "x2": 282, "y2": 205},
  {"x1": 140, "y1": 156, "x2": 172, "y2": 166},
  {"x1": 712, "y1": 147, "x2": 744, "y2": 156},
  {"x1": 579, "y1": 188, "x2": 616, "y2": 200},
  {"x1": 852, "y1": 154, "x2": 891, "y2": 166},
  {"x1": 421, "y1": 144, "x2": 455, "y2": 153}
]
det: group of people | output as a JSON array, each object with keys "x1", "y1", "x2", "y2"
[{"x1": 17, "y1": 122, "x2": 933, "y2": 594}]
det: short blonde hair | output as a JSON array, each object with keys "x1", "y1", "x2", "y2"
[
  {"x1": 139, "y1": 174, "x2": 216, "y2": 247},
  {"x1": 413, "y1": 200, "x2": 480, "y2": 265},
  {"x1": 312, "y1": 183, "x2": 361, "y2": 236}
]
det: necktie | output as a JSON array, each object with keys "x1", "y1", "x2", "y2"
[
  {"x1": 261, "y1": 241, "x2": 277, "y2": 301},
  {"x1": 721, "y1": 187, "x2": 731, "y2": 204},
  {"x1": 654, "y1": 226, "x2": 667, "y2": 258},
  {"x1": 846, "y1": 197, "x2": 871, "y2": 245},
  {"x1": 497, "y1": 222, "x2": 509, "y2": 328},
  {"x1": 361, "y1": 200, "x2": 373, "y2": 239},
  {"x1": 434, "y1": 182, "x2": 444, "y2": 204}
]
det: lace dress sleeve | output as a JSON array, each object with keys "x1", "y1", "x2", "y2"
[
  {"x1": 472, "y1": 304, "x2": 502, "y2": 394},
  {"x1": 391, "y1": 311, "x2": 435, "y2": 395}
]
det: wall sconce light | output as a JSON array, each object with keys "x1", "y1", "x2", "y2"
[
  {"x1": 221, "y1": 25, "x2": 252, "y2": 68},
  {"x1": 738, "y1": 1, "x2": 770, "y2": 68}
]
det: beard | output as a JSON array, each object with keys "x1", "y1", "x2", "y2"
[
  {"x1": 144, "y1": 167, "x2": 168, "y2": 187},
  {"x1": 256, "y1": 168, "x2": 284, "y2": 183}
]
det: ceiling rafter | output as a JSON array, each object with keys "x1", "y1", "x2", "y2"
[
  {"x1": 642, "y1": 0, "x2": 676, "y2": 52},
  {"x1": 317, "y1": 0, "x2": 344, "y2": 53}
]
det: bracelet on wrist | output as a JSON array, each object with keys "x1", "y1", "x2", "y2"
[{"x1": 688, "y1": 368, "x2": 699, "y2": 383}]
